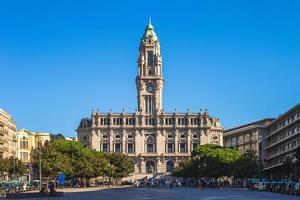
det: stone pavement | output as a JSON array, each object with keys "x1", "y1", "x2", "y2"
[{"x1": 24, "y1": 187, "x2": 300, "y2": 200}]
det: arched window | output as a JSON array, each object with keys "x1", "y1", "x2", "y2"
[
  {"x1": 146, "y1": 136, "x2": 155, "y2": 153},
  {"x1": 166, "y1": 161, "x2": 174, "y2": 172},
  {"x1": 146, "y1": 160, "x2": 155, "y2": 174}
]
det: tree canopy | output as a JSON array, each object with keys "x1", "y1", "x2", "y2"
[
  {"x1": 0, "y1": 156, "x2": 27, "y2": 179},
  {"x1": 173, "y1": 144, "x2": 242, "y2": 178},
  {"x1": 32, "y1": 140, "x2": 133, "y2": 183},
  {"x1": 232, "y1": 150, "x2": 259, "y2": 179}
]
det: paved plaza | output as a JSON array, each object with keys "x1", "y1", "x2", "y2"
[{"x1": 25, "y1": 187, "x2": 299, "y2": 200}]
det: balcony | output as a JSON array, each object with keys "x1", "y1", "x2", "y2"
[
  {"x1": 265, "y1": 129, "x2": 300, "y2": 150},
  {"x1": 265, "y1": 144, "x2": 299, "y2": 160},
  {"x1": 0, "y1": 136, "x2": 6, "y2": 144},
  {"x1": 163, "y1": 152, "x2": 191, "y2": 157},
  {"x1": 265, "y1": 117, "x2": 300, "y2": 139},
  {"x1": 0, "y1": 145, "x2": 7, "y2": 152},
  {"x1": 140, "y1": 152, "x2": 158, "y2": 156},
  {"x1": 0, "y1": 128, "x2": 6, "y2": 136}
]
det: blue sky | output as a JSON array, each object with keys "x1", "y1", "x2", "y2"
[{"x1": 1, "y1": 0, "x2": 300, "y2": 137}]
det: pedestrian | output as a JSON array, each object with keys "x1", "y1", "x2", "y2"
[{"x1": 49, "y1": 181, "x2": 56, "y2": 194}]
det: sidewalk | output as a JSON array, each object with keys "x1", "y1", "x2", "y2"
[
  {"x1": 23, "y1": 185, "x2": 132, "y2": 194},
  {"x1": 57, "y1": 185, "x2": 132, "y2": 193}
]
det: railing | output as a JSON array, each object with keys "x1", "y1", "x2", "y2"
[{"x1": 265, "y1": 129, "x2": 300, "y2": 150}]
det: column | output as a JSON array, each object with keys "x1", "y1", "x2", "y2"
[
  {"x1": 109, "y1": 130, "x2": 114, "y2": 153},
  {"x1": 187, "y1": 130, "x2": 191, "y2": 153},
  {"x1": 122, "y1": 130, "x2": 126, "y2": 153},
  {"x1": 174, "y1": 130, "x2": 178, "y2": 153}
]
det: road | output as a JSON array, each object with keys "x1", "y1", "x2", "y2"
[{"x1": 26, "y1": 187, "x2": 300, "y2": 200}]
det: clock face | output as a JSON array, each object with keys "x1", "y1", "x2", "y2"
[{"x1": 147, "y1": 84, "x2": 154, "y2": 93}]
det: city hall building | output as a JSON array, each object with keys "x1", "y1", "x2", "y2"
[{"x1": 77, "y1": 21, "x2": 223, "y2": 178}]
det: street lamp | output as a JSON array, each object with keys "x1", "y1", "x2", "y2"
[{"x1": 39, "y1": 149, "x2": 42, "y2": 191}]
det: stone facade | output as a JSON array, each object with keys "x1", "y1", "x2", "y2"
[
  {"x1": 16, "y1": 129, "x2": 51, "y2": 180},
  {"x1": 224, "y1": 119, "x2": 274, "y2": 154},
  {"x1": 224, "y1": 118, "x2": 274, "y2": 169},
  {"x1": 0, "y1": 108, "x2": 17, "y2": 159},
  {"x1": 77, "y1": 21, "x2": 223, "y2": 178}
]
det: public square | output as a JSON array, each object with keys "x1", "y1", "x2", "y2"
[{"x1": 25, "y1": 187, "x2": 300, "y2": 200}]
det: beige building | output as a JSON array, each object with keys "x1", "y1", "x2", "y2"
[
  {"x1": 77, "y1": 21, "x2": 223, "y2": 178},
  {"x1": 0, "y1": 108, "x2": 17, "y2": 159},
  {"x1": 264, "y1": 103, "x2": 300, "y2": 178},
  {"x1": 224, "y1": 119, "x2": 274, "y2": 155},
  {"x1": 16, "y1": 129, "x2": 51, "y2": 180},
  {"x1": 65, "y1": 137, "x2": 78, "y2": 142}
]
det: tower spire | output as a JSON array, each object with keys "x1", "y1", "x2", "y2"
[{"x1": 149, "y1": 17, "x2": 152, "y2": 25}]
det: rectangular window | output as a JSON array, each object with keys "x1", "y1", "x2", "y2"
[
  {"x1": 20, "y1": 141, "x2": 28, "y2": 149},
  {"x1": 167, "y1": 143, "x2": 174, "y2": 153},
  {"x1": 147, "y1": 50, "x2": 154, "y2": 67},
  {"x1": 115, "y1": 143, "x2": 121, "y2": 153},
  {"x1": 102, "y1": 143, "x2": 109, "y2": 152},
  {"x1": 20, "y1": 152, "x2": 28, "y2": 162},
  {"x1": 179, "y1": 143, "x2": 186, "y2": 153},
  {"x1": 127, "y1": 143, "x2": 134, "y2": 153},
  {"x1": 147, "y1": 144, "x2": 154, "y2": 153},
  {"x1": 192, "y1": 143, "x2": 198, "y2": 150}
]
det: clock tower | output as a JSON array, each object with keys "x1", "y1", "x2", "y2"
[{"x1": 136, "y1": 20, "x2": 163, "y2": 114}]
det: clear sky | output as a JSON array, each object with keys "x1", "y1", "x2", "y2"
[{"x1": 1, "y1": 0, "x2": 300, "y2": 137}]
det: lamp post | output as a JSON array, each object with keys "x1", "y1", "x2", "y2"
[
  {"x1": 13, "y1": 154, "x2": 16, "y2": 180},
  {"x1": 39, "y1": 150, "x2": 42, "y2": 191},
  {"x1": 258, "y1": 135, "x2": 262, "y2": 180}
]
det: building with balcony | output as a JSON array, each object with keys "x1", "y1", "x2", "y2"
[
  {"x1": 224, "y1": 118, "x2": 274, "y2": 177},
  {"x1": 16, "y1": 129, "x2": 51, "y2": 180},
  {"x1": 264, "y1": 103, "x2": 300, "y2": 179},
  {"x1": 77, "y1": 21, "x2": 223, "y2": 178},
  {"x1": 224, "y1": 118, "x2": 274, "y2": 155},
  {"x1": 0, "y1": 108, "x2": 17, "y2": 159}
]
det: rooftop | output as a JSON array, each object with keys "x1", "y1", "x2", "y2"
[
  {"x1": 142, "y1": 19, "x2": 158, "y2": 41},
  {"x1": 224, "y1": 118, "x2": 275, "y2": 133}
]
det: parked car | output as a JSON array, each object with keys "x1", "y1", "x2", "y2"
[
  {"x1": 292, "y1": 183, "x2": 300, "y2": 196},
  {"x1": 270, "y1": 182, "x2": 279, "y2": 192},
  {"x1": 258, "y1": 181, "x2": 268, "y2": 191},
  {"x1": 276, "y1": 182, "x2": 287, "y2": 193},
  {"x1": 283, "y1": 182, "x2": 296, "y2": 194}
]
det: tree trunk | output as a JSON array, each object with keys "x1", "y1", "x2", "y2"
[{"x1": 108, "y1": 176, "x2": 111, "y2": 188}]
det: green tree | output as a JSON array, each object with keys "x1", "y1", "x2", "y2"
[
  {"x1": 173, "y1": 144, "x2": 241, "y2": 180},
  {"x1": 232, "y1": 150, "x2": 259, "y2": 179},
  {"x1": 32, "y1": 145, "x2": 73, "y2": 179},
  {"x1": 191, "y1": 144, "x2": 241, "y2": 177},
  {"x1": 0, "y1": 157, "x2": 27, "y2": 179},
  {"x1": 172, "y1": 159, "x2": 194, "y2": 178},
  {"x1": 32, "y1": 139, "x2": 135, "y2": 186},
  {"x1": 105, "y1": 153, "x2": 134, "y2": 184},
  {"x1": 50, "y1": 140, "x2": 96, "y2": 185},
  {"x1": 92, "y1": 150, "x2": 109, "y2": 178}
]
